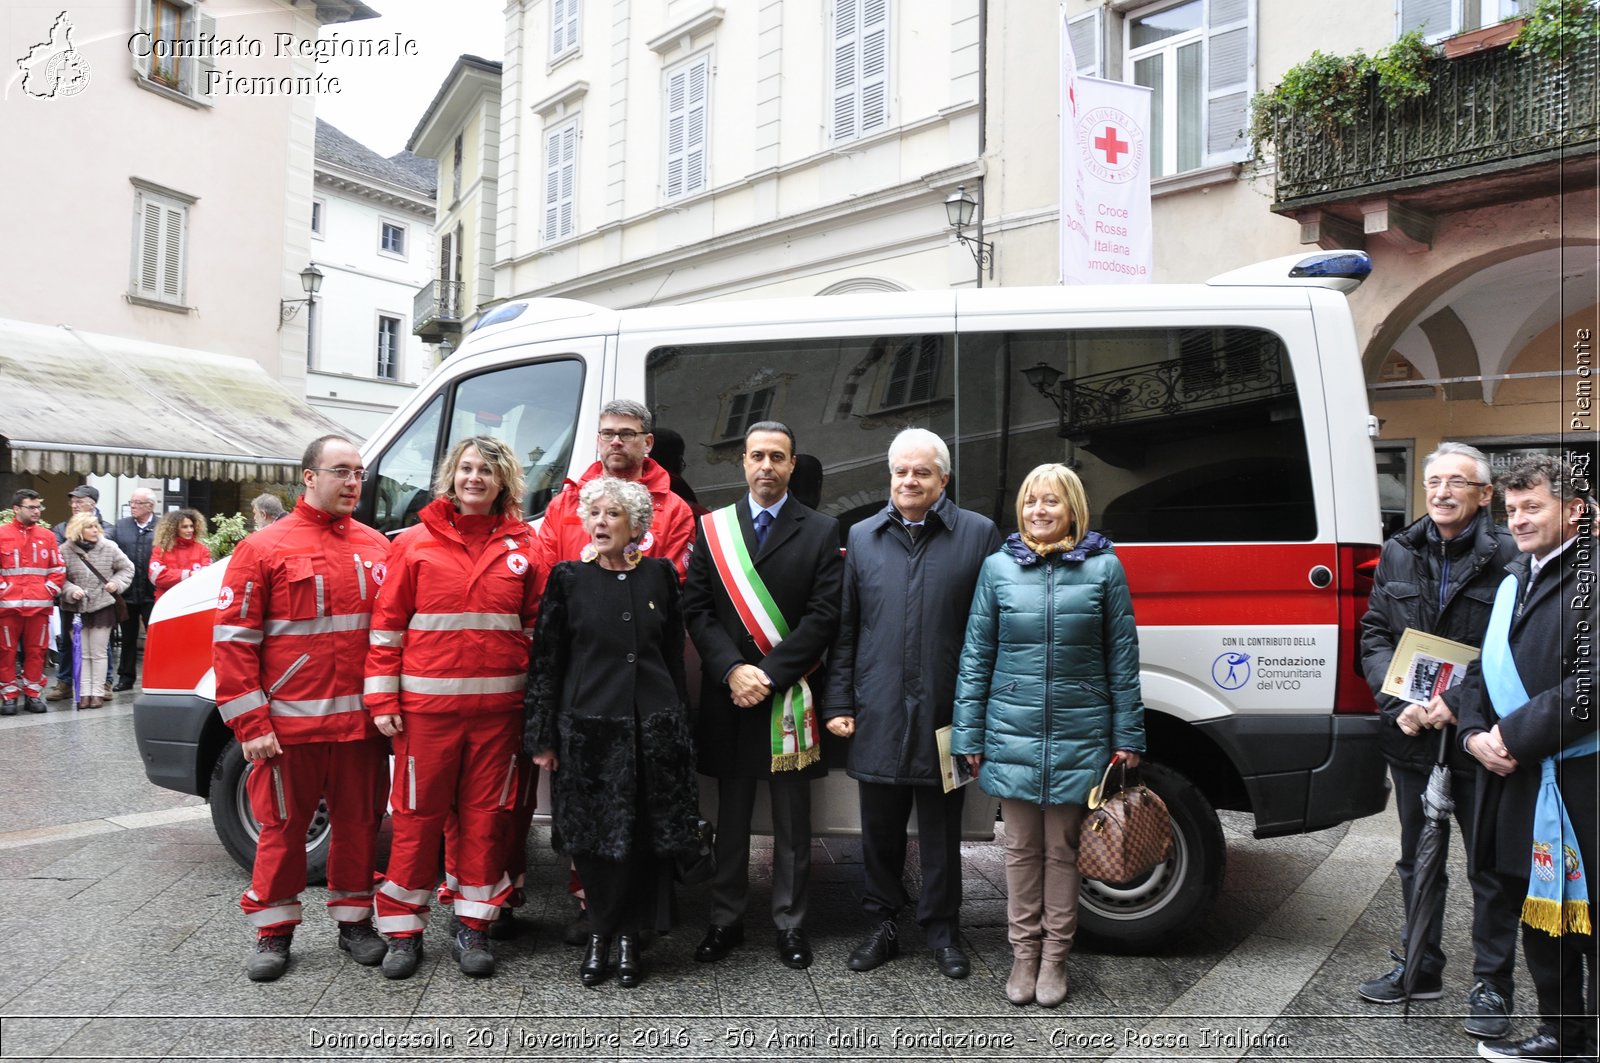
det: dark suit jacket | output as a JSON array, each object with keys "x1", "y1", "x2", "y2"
[
  {"x1": 684, "y1": 496, "x2": 843, "y2": 780},
  {"x1": 1457, "y1": 547, "x2": 1598, "y2": 881}
]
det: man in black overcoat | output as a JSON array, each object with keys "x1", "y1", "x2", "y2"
[
  {"x1": 1457, "y1": 455, "x2": 1598, "y2": 1063},
  {"x1": 684, "y1": 420, "x2": 843, "y2": 970}
]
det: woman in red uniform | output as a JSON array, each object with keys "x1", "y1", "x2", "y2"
[
  {"x1": 147, "y1": 509, "x2": 210, "y2": 599},
  {"x1": 365, "y1": 436, "x2": 545, "y2": 979}
]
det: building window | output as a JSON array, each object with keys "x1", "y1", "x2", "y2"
[
  {"x1": 310, "y1": 199, "x2": 324, "y2": 237},
  {"x1": 380, "y1": 221, "x2": 407, "y2": 258},
  {"x1": 1125, "y1": 0, "x2": 1252, "y2": 177},
  {"x1": 543, "y1": 118, "x2": 579, "y2": 243},
  {"x1": 551, "y1": 0, "x2": 581, "y2": 60},
  {"x1": 376, "y1": 315, "x2": 402, "y2": 380},
  {"x1": 1067, "y1": 10, "x2": 1102, "y2": 75},
  {"x1": 452, "y1": 133, "x2": 464, "y2": 202},
  {"x1": 129, "y1": 182, "x2": 191, "y2": 308},
  {"x1": 722, "y1": 387, "x2": 774, "y2": 441},
  {"x1": 880, "y1": 338, "x2": 940, "y2": 409},
  {"x1": 132, "y1": 0, "x2": 215, "y2": 104},
  {"x1": 664, "y1": 54, "x2": 710, "y2": 201},
  {"x1": 1399, "y1": 0, "x2": 1532, "y2": 40},
  {"x1": 831, "y1": 0, "x2": 889, "y2": 142}
]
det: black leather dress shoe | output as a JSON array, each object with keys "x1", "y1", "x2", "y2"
[
  {"x1": 579, "y1": 934, "x2": 610, "y2": 987},
  {"x1": 932, "y1": 945, "x2": 971, "y2": 979},
  {"x1": 1478, "y1": 1029, "x2": 1570, "y2": 1061},
  {"x1": 847, "y1": 920, "x2": 898, "y2": 972},
  {"x1": 694, "y1": 923, "x2": 744, "y2": 963},
  {"x1": 113, "y1": 679, "x2": 136, "y2": 692},
  {"x1": 776, "y1": 928, "x2": 812, "y2": 970},
  {"x1": 616, "y1": 935, "x2": 642, "y2": 987}
]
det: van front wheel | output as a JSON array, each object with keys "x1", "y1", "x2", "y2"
[
  {"x1": 209, "y1": 740, "x2": 331, "y2": 885},
  {"x1": 1076, "y1": 761, "x2": 1225, "y2": 952}
]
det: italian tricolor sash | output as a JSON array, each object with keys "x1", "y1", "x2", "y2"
[{"x1": 702, "y1": 504, "x2": 820, "y2": 772}]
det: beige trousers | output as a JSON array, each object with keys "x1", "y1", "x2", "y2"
[
  {"x1": 78, "y1": 624, "x2": 111, "y2": 701},
  {"x1": 999, "y1": 799, "x2": 1084, "y2": 963}
]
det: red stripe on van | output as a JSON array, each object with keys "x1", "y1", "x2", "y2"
[
  {"x1": 1116, "y1": 543, "x2": 1338, "y2": 626},
  {"x1": 141, "y1": 607, "x2": 216, "y2": 691}
]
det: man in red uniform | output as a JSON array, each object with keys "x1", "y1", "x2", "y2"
[
  {"x1": 213, "y1": 436, "x2": 392, "y2": 982},
  {"x1": 1, "y1": 490, "x2": 63, "y2": 715},
  {"x1": 525, "y1": 399, "x2": 697, "y2": 940}
]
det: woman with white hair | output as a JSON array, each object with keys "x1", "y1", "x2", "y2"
[{"x1": 525, "y1": 476, "x2": 699, "y2": 989}]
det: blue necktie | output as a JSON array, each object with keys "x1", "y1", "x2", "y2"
[{"x1": 754, "y1": 509, "x2": 773, "y2": 547}]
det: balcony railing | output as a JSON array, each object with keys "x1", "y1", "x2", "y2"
[
  {"x1": 1272, "y1": 35, "x2": 1597, "y2": 209},
  {"x1": 1056, "y1": 349, "x2": 1293, "y2": 437},
  {"x1": 413, "y1": 279, "x2": 464, "y2": 340}
]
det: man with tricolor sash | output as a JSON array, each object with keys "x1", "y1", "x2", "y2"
[
  {"x1": 1456, "y1": 455, "x2": 1597, "y2": 1063},
  {"x1": 684, "y1": 420, "x2": 843, "y2": 971}
]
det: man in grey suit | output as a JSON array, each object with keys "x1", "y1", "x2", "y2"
[{"x1": 684, "y1": 421, "x2": 843, "y2": 970}]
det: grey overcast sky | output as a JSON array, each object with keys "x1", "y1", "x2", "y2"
[{"x1": 315, "y1": 0, "x2": 503, "y2": 158}]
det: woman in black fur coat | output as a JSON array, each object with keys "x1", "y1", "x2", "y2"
[{"x1": 525, "y1": 476, "x2": 698, "y2": 988}]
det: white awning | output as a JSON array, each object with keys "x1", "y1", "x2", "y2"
[{"x1": 0, "y1": 318, "x2": 356, "y2": 484}]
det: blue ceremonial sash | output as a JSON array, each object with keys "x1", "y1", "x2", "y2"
[{"x1": 1484, "y1": 573, "x2": 1598, "y2": 936}]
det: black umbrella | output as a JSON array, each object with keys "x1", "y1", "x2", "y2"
[{"x1": 1402, "y1": 725, "x2": 1455, "y2": 1016}]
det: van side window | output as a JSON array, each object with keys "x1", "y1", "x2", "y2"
[
  {"x1": 958, "y1": 326, "x2": 1316, "y2": 542},
  {"x1": 646, "y1": 334, "x2": 953, "y2": 535},
  {"x1": 368, "y1": 358, "x2": 585, "y2": 535}
]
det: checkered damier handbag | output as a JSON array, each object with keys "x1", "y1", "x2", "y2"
[{"x1": 1078, "y1": 755, "x2": 1173, "y2": 884}]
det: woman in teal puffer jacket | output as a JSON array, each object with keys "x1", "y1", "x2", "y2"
[{"x1": 951, "y1": 463, "x2": 1145, "y2": 1009}]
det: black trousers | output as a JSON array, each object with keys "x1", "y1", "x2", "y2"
[
  {"x1": 857, "y1": 780, "x2": 966, "y2": 949},
  {"x1": 1390, "y1": 760, "x2": 1520, "y2": 992},
  {"x1": 116, "y1": 599, "x2": 155, "y2": 684},
  {"x1": 708, "y1": 774, "x2": 811, "y2": 930},
  {"x1": 572, "y1": 850, "x2": 664, "y2": 938}
]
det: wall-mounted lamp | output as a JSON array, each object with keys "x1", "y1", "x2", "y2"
[
  {"x1": 279, "y1": 263, "x2": 324, "y2": 326},
  {"x1": 944, "y1": 185, "x2": 994, "y2": 280}
]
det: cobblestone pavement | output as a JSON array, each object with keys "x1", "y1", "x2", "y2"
[{"x1": 0, "y1": 701, "x2": 1529, "y2": 1061}]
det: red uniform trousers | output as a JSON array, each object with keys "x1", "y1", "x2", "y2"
[
  {"x1": 0, "y1": 612, "x2": 52, "y2": 699},
  {"x1": 441, "y1": 756, "x2": 540, "y2": 909},
  {"x1": 376, "y1": 711, "x2": 519, "y2": 935},
  {"x1": 239, "y1": 737, "x2": 389, "y2": 932}
]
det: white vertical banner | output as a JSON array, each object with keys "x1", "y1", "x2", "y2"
[
  {"x1": 1058, "y1": 5, "x2": 1090, "y2": 285},
  {"x1": 1060, "y1": 64, "x2": 1154, "y2": 280}
]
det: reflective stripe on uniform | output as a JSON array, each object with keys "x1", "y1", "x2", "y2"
[
  {"x1": 214, "y1": 625, "x2": 264, "y2": 645},
  {"x1": 454, "y1": 875, "x2": 511, "y2": 903},
  {"x1": 378, "y1": 879, "x2": 433, "y2": 907},
  {"x1": 407, "y1": 612, "x2": 521, "y2": 632},
  {"x1": 375, "y1": 913, "x2": 427, "y2": 934},
  {"x1": 399, "y1": 674, "x2": 527, "y2": 695},
  {"x1": 0, "y1": 599, "x2": 56, "y2": 608},
  {"x1": 270, "y1": 695, "x2": 366, "y2": 717},
  {"x1": 264, "y1": 613, "x2": 371, "y2": 637},
  {"x1": 219, "y1": 688, "x2": 270, "y2": 722},
  {"x1": 453, "y1": 898, "x2": 503, "y2": 921},
  {"x1": 369, "y1": 629, "x2": 404, "y2": 647},
  {"x1": 0, "y1": 567, "x2": 56, "y2": 577},
  {"x1": 364, "y1": 675, "x2": 401, "y2": 694},
  {"x1": 328, "y1": 889, "x2": 372, "y2": 903},
  {"x1": 247, "y1": 902, "x2": 303, "y2": 927}
]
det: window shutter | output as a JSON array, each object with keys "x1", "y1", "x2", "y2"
[
  {"x1": 831, "y1": 0, "x2": 859, "y2": 142},
  {"x1": 664, "y1": 65, "x2": 687, "y2": 199},
  {"x1": 133, "y1": 0, "x2": 153, "y2": 79},
  {"x1": 544, "y1": 121, "x2": 578, "y2": 241},
  {"x1": 134, "y1": 192, "x2": 185, "y2": 304},
  {"x1": 859, "y1": 0, "x2": 889, "y2": 134},
  {"x1": 1067, "y1": 10, "x2": 1101, "y2": 77},
  {"x1": 1399, "y1": 0, "x2": 1458, "y2": 39},
  {"x1": 192, "y1": 10, "x2": 216, "y2": 102},
  {"x1": 552, "y1": 0, "x2": 566, "y2": 56},
  {"x1": 558, "y1": 124, "x2": 577, "y2": 237},
  {"x1": 161, "y1": 204, "x2": 185, "y2": 302},
  {"x1": 138, "y1": 198, "x2": 162, "y2": 297},
  {"x1": 1203, "y1": 0, "x2": 1253, "y2": 165},
  {"x1": 684, "y1": 58, "x2": 708, "y2": 195},
  {"x1": 544, "y1": 126, "x2": 562, "y2": 238}
]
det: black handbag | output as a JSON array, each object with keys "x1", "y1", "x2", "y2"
[
  {"x1": 73, "y1": 548, "x2": 129, "y2": 624},
  {"x1": 675, "y1": 817, "x2": 717, "y2": 885}
]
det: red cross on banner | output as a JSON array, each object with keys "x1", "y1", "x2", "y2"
[{"x1": 1095, "y1": 126, "x2": 1130, "y2": 165}]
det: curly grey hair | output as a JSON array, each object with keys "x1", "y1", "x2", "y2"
[{"x1": 577, "y1": 476, "x2": 654, "y2": 540}]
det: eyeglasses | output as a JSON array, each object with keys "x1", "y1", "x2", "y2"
[
  {"x1": 312, "y1": 466, "x2": 368, "y2": 482},
  {"x1": 597, "y1": 429, "x2": 643, "y2": 442},
  {"x1": 130, "y1": 499, "x2": 154, "y2": 507},
  {"x1": 1424, "y1": 477, "x2": 1488, "y2": 492},
  {"x1": 16, "y1": 503, "x2": 42, "y2": 511}
]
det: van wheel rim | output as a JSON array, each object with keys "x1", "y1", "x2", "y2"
[
  {"x1": 1078, "y1": 824, "x2": 1188, "y2": 920},
  {"x1": 236, "y1": 762, "x2": 333, "y2": 855}
]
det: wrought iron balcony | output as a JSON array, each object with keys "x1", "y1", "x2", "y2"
[
  {"x1": 1034, "y1": 347, "x2": 1294, "y2": 440},
  {"x1": 1270, "y1": 35, "x2": 1597, "y2": 218},
  {"x1": 413, "y1": 279, "x2": 464, "y2": 343}
]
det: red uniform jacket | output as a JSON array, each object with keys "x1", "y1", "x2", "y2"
[
  {"x1": 149, "y1": 538, "x2": 212, "y2": 599},
  {"x1": 0, "y1": 521, "x2": 63, "y2": 615},
  {"x1": 213, "y1": 499, "x2": 390, "y2": 745},
  {"x1": 536, "y1": 458, "x2": 695, "y2": 579},
  {"x1": 364, "y1": 498, "x2": 546, "y2": 719}
]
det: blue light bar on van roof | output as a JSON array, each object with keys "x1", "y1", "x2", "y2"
[
  {"x1": 1287, "y1": 252, "x2": 1372, "y2": 281},
  {"x1": 473, "y1": 303, "x2": 527, "y2": 331}
]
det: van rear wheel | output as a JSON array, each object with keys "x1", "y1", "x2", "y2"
[
  {"x1": 1076, "y1": 761, "x2": 1224, "y2": 952},
  {"x1": 209, "y1": 740, "x2": 331, "y2": 885}
]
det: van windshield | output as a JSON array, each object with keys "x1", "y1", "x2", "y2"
[{"x1": 644, "y1": 326, "x2": 1314, "y2": 541}]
